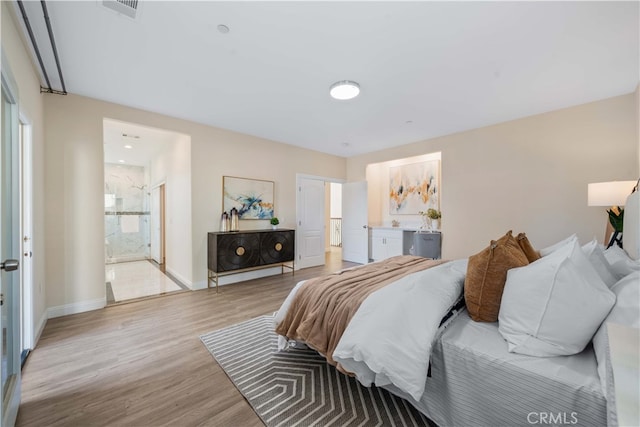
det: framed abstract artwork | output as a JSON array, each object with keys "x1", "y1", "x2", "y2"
[
  {"x1": 389, "y1": 160, "x2": 440, "y2": 214},
  {"x1": 223, "y1": 176, "x2": 275, "y2": 219}
]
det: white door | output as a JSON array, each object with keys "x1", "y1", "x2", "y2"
[
  {"x1": 150, "y1": 185, "x2": 162, "y2": 264},
  {"x1": 342, "y1": 181, "x2": 369, "y2": 264},
  {"x1": 1, "y1": 73, "x2": 21, "y2": 427},
  {"x1": 297, "y1": 177, "x2": 326, "y2": 269}
]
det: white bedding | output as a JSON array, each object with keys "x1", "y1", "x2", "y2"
[{"x1": 274, "y1": 259, "x2": 467, "y2": 401}]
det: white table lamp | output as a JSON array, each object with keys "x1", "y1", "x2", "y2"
[{"x1": 588, "y1": 181, "x2": 636, "y2": 248}]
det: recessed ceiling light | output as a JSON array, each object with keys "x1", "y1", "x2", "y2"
[
  {"x1": 217, "y1": 24, "x2": 230, "y2": 34},
  {"x1": 330, "y1": 80, "x2": 360, "y2": 100},
  {"x1": 118, "y1": 159, "x2": 125, "y2": 163},
  {"x1": 124, "y1": 144, "x2": 133, "y2": 149}
]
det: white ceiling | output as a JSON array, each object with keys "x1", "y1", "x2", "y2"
[
  {"x1": 103, "y1": 118, "x2": 179, "y2": 166},
  {"x1": 14, "y1": 1, "x2": 640, "y2": 158}
]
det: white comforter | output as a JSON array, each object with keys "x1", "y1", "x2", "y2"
[{"x1": 274, "y1": 259, "x2": 467, "y2": 401}]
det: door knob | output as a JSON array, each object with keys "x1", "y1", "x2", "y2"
[{"x1": 0, "y1": 259, "x2": 19, "y2": 272}]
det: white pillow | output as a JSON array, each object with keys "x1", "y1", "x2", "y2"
[
  {"x1": 604, "y1": 245, "x2": 640, "y2": 279},
  {"x1": 499, "y1": 239, "x2": 616, "y2": 357},
  {"x1": 539, "y1": 234, "x2": 578, "y2": 257},
  {"x1": 582, "y1": 239, "x2": 618, "y2": 287},
  {"x1": 592, "y1": 271, "x2": 640, "y2": 398}
]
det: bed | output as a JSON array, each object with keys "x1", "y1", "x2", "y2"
[{"x1": 274, "y1": 190, "x2": 640, "y2": 427}]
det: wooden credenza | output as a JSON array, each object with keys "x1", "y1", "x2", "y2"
[{"x1": 207, "y1": 229, "x2": 295, "y2": 291}]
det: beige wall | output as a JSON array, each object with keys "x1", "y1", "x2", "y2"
[
  {"x1": 2, "y1": 3, "x2": 48, "y2": 340},
  {"x1": 149, "y1": 131, "x2": 192, "y2": 287},
  {"x1": 347, "y1": 94, "x2": 639, "y2": 259},
  {"x1": 44, "y1": 93, "x2": 347, "y2": 312}
]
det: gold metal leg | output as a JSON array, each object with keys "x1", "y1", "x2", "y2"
[
  {"x1": 208, "y1": 270, "x2": 219, "y2": 293},
  {"x1": 209, "y1": 260, "x2": 294, "y2": 294}
]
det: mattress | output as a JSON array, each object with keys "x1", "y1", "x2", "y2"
[{"x1": 386, "y1": 310, "x2": 607, "y2": 427}]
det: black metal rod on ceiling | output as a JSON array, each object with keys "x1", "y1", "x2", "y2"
[
  {"x1": 40, "y1": 0, "x2": 67, "y2": 95},
  {"x1": 16, "y1": 0, "x2": 53, "y2": 91}
]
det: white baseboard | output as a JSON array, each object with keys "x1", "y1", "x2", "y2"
[
  {"x1": 218, "y1": 267, "x2": 282, "y2": 285},
  {"x1": 47, "y1": 297, "x2": 106, "y2": 319},
  {"x1": 34, "y1": 311, "x2": 47, "y2": 345},
  {"x1": 192, "y1": 280, "x2": 207, "y2": 290},
  {"x1": 197, "y1": 267, "x2": 285, "y2": 290},
  {"x1": 165, "y1": 266, "x2": 192, "y2": 289}
]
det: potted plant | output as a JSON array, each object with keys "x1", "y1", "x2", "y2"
[
  {"x1": 427, "y1": 208, "x2": 441, "y2": 230},
  {"x1": 270, "y1": 217, "x2": 280, "y2": 230},
  {"x1": 426, "y1": 208, "x2": 441, "y2": 219},
  {"x1": 419, "y1": 208, "x2": 441, "y2": 230},
  {"x1": 607, "y1": 206, "x2": 624, "y2": 233}
]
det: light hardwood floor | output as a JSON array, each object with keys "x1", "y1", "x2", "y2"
[{"x1": 17, "y1": 252, "x2": 357, "y2": 427}]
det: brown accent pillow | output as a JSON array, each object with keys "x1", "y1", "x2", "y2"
[
  {"x1": 465, "y1": 231, "x2": 530, "y2": 322},
  {"x1": 516, "y1": 232, "x2": 541, "y2": 263}
]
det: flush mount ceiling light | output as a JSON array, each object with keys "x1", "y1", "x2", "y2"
[
  {"x1": 330, "y1": 80, "x2": 360, "y2": 100},
  {"x1": 124, "y1": 144, "x2": 133, "y2": 149}
]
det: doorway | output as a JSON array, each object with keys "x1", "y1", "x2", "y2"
[
  {"x1": 296, "y1": 174, "x2": 360, "y2": 270},
  {"x1": 19, "y1": 119, "x2": 34, "y2": 362},
  {"x1": 103, "y1": 119, "x2": 191, "y2": 304},
  {"x1": 328, "y1": 182, "x2": 343, "y2": 262}
]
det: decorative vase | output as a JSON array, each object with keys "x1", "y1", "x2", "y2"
[
  {"x1": 230, "y1": 207, "x2": 239, "y2": 231},
  {"x1": 421, "y1": 216, "x2": 429, "y2": 230},
  {"x1": 272, "y1": 225, "x2": 277, "y2": 230},
  {"x1": 432, "y1": 219, "x2": 440, "y2": 230},
  {"x1": 220, "y1": 212, "x2": 229, "y2": 232}
]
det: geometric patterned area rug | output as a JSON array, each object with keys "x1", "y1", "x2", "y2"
[{"x1": 200, "y1": 315, "x2": 435, "y2": 427}]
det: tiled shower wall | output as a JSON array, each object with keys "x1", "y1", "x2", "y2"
[{"x1": 104, "y1": 163, "x2": 150, "y2": 263}]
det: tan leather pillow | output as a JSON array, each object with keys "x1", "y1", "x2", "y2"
[
  {"x1": 516, "y1": 232, "x2": 541, "y2": 263},
  {"x1": 465, "y1": 231, "x2": 530, "y2": 322}
]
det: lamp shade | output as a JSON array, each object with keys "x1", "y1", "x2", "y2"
[{"x1": 587, "y1": 181, "x2": 636, "y2": 207}]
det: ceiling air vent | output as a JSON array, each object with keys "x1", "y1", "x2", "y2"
[{"x1": 102, "y1": 0, "x2": 139, "y2": 19}]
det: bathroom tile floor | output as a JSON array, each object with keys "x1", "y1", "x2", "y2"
[{"x1": 106, "y1": 260, "x2": 187, "y2": 304}]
